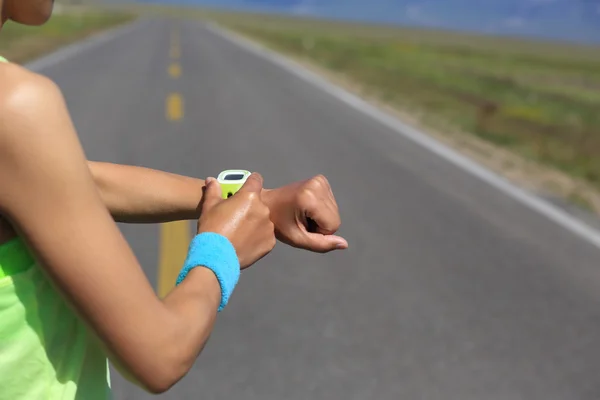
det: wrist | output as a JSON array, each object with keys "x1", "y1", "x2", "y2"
[
  {"x1": 184, "y1": 267, "x2": 221, "y2": 309},
  {"x1": 176, "y1": 232, "x2": 241, "y2": 312},
  {"x1": 191, "y1": 179, "x2": 206, "y2": 220},
  {"x1": 261, "y1": 188, "x2": 276, "y2": 213}
]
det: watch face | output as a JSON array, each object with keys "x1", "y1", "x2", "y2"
[
  {"x1": 217, "y1": 170, "x2": 251, "y2": 184},
  {"x1": 224, "y1": 174, "x2": 245, "y2": 181}
]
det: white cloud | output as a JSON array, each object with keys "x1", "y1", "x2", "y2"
[
  {"x1": 504, "y1": 16, "x2": 526, "y2": 28},
  {"x1": 526, "y1": 0, "x2": 559, "y2": 4},
  {"x1": 406, "y1": 5, "x2": 421, "y2": 20},
  {"x1": 405, "y1": 4, "x2": 436, "y2": 24},
  {"x1": 292, "y1": 0, "x2": 316, "y2": 15}
]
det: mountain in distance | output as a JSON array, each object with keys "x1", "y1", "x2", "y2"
[{"x1": 136, "y1": 0, "x2": 600, "y2": 44}]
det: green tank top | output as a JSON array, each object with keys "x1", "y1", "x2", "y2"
[{"x1": 0, "y1": 56, "x2": 112, "y2": 400}]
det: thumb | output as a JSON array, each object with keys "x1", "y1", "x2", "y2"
[
  {"x1": 238, "y1": 172, "x2": 263, "y2": 194},
  {"x1": 201, "y1": 177, "x2": 222, "y2": 212},
  {"x1": 303, "y1": 232, "x2": 349, "y2": 253}
]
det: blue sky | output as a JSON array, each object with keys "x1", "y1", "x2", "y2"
[{"x1": 139, "y1": 0, "x2": 600, "y2": 44}]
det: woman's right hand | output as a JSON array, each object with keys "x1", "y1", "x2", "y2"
[{"x1": 197, "y1": 173, "x2": 276, "y2": 269}]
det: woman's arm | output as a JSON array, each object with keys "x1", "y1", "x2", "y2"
[
  {"x1": 0, "y1": 66, "x2": 231, "y2": 393},
  {"x1": 88, "y1": 162, "x2": 348, "y2": 252},
  {"x1": 88, "y1": 161, "x2": 206, "y2": 223}
]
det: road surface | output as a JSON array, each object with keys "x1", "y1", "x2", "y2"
[{"x1": 33, "y1": 16, "x2": 600, "y2": 400}]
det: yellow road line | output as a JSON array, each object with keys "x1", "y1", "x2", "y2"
[
  {"x1": 168, "y1": 63, "x2": 181, "y2": 78},
  {"x1": 170, "y1": 45, "x2": 180, "y2": 59},
  {"x1": 171, "y1": 29, "x2": 179, "y2": 44},
  {"x1": 157, "y1": 221, "x2": 191, "y2": 298},
  {"x1": 157, "y1": 87, "x2": 188, "y2": 296},
  {"x1": 166, "y1": 93, "x2": 183, "y2": 121},
  {"x1": 170, "y1": 30, "x2": 180, "y2": 59}
]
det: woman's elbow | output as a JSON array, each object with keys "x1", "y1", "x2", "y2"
[
  {"x1": 113, "y1": 343, "x2": 194, "y2": 395},
  {"x1": 141, "y1": 355, "x2": 194, "y2": 394},
  {"x1": 140, "y1": 372, "x2": 180, "y2": 395}
]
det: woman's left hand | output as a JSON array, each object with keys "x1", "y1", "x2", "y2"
[{"x1": 263, "y1": 175, "x2": 348, "y2": 253}]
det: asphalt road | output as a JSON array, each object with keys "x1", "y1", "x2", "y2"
[{"x1": 35, "y1": 16, "x2": 600, "y2": 400}]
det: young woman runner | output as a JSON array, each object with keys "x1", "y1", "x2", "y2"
[{"x1": 0, "y1": 2, "x2": 348, "y2": 399}]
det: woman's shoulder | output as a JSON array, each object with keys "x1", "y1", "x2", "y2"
[
  {"x1": 0, "y1": 62, "x2": 64, "y2": 142},
  {"x1": 0, "y1": 60, "x2": 57, "y2": 91},
  {"x1": 0, "y1": 60, "x2": 82, "y2": 227},
  {"x1": 0, "y1": 61, "x2": 61, "y2": 101}
]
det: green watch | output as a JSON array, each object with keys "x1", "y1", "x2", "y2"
[{"x1": 217, "y1": 170, "x2": 251, "y2": 199}]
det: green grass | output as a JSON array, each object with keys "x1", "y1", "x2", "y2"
[
  {"x1": 198, "y1": 11, "x2": 600, "y2": 190},
  {"x1": 0, "y1": 9, "x2": 136, "y2": 63}
]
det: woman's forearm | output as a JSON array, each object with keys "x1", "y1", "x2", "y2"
[
  {"x1": 89, "y1": 161, "x2": 276, "y2": 224},
  {"x1": 106, "y1": 267, "x2": 221, "y2": 394},
  {"x1": 88, "y1": 161, "x2": 205, "y2": 223}
]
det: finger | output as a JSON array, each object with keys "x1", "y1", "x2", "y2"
[
  {"x1": 201, "y1": 177, "x2": 222, "y2": 211},
  {"x1": 305, "y1": 203, "x2": 341, "y2": 235},
  {"x1": 238, "y1": 172, "x2": 263, "y2": 194},
  {"x1": 302, "y1": 232, "x2": 348, "y2": 253}
]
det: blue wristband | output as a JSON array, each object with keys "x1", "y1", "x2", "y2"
[{"x1": 176, "y1": 232, "x2": 240, "y2": 312}]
